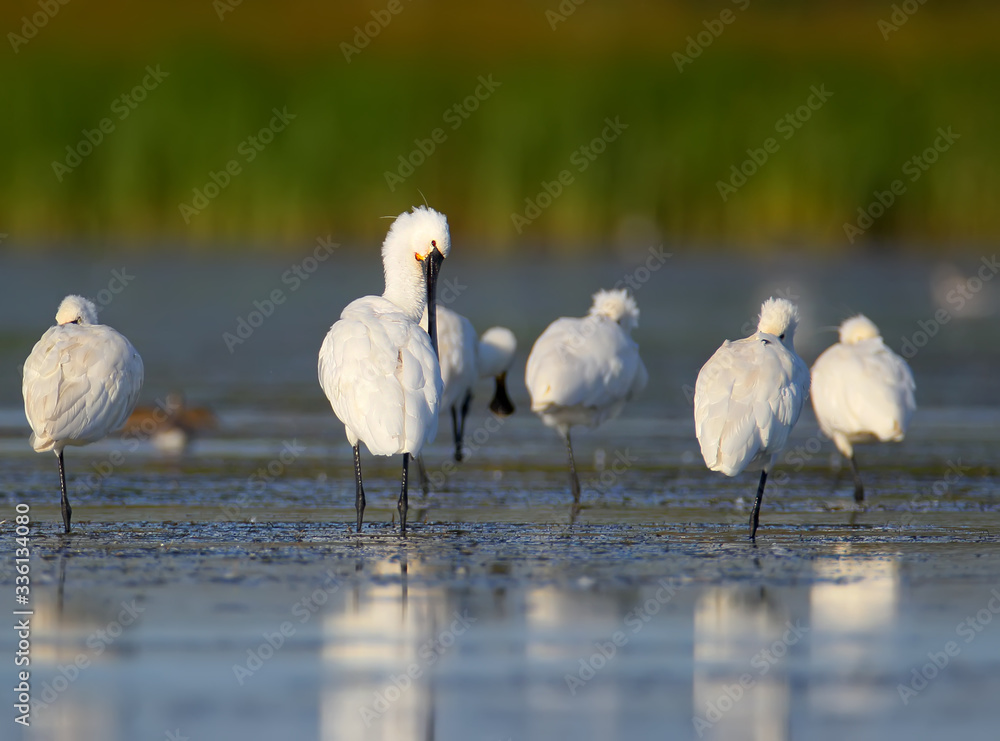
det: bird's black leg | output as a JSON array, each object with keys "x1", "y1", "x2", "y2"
[
  {"x1": 57, "y1": 450, "x2": 72, "y2": 534},
  {"x1": 353, "y1": 444, "x2": 366, "y2": 533},
  {"x1": 398, "y1": 453, "x2": 409, "y2": 536},
  {"x1": 416, "y1": 455, "x2": 430, "y2": 498},
  {"x1": 451, "y1": 406, "x2": 463, "y2": 463},
  {"x1": 565, "y1": 431, "x2": 581, "y2": 504},
  {"x1": 749, "y1": 469, "x2": 767, "y2": 542},
  {"x1": 458, "y1": 391, "x2": 472, "y2": 450},
  {"x1": 849, "y1": 454, "x2": 865, "y2": 503}
]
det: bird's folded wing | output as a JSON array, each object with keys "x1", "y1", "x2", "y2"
[
  {"x1": 694, "y1": 346, "x2": 761, "y2": 475},
  {"x1": 856, "y1": 346, "x2": 916, "y2": 438},
  {"x1": 695, "y1": 339, "x2": 806, "y2": 475},
  {"x1": 628, "y1": 353, "x2": 649, "y2": 400},
  {"x1": 23, "y1": 327, "x2": 142, "y2": 450},
  {"x1": 399, "y1": 325, "x2": 442, "y2": 452},
  {"x1": 760, "y1": 346, "x2": 809, "y2": 455},
  {"x1": 527, "y1": 317, "x2": 642, "y2": 410},
  {"x1": 320, "y1": 317, "x2": 406, "y2": 455}
]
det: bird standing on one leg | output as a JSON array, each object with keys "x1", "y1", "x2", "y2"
[
  {"x1": 318, "y1": 206, "x2": 449, "y2": 535},
  {"x1": 22, "y1": 295, "x2": 144, "y2": 533},
  {"x1": 694, "y1": 297, "x2": 809, "y2": 541},
  {"x1": 810, "y1": 314, "x2": 916, "y2": 502},
  {"x1": 526, "y1": 289, "x2": 647, "y2": 504}
]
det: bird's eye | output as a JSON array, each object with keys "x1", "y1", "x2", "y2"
[
  {"x1": 779, "y1": 333, "x2": 785, "y2": 340},
  {"x1": 431, "y1": 240, "x2": 437, "y2": 247}
]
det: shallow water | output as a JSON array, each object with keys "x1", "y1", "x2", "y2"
[{"x1": 1, "y1": 255, "x2": 999, "y2": 739}]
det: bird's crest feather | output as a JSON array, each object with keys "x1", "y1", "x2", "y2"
[
  {"x1": 838, "y1": 314, "x2": 881, "y2": 344},
  {"x1": 589, "y1": 289, "x2": 639, "y2": 331},
  {"x1": 55, "y1": 295, "x2": 99, "y2": 326},
  {"x1": 757, "y1": 297, "x2": 799, "y2": 336}
]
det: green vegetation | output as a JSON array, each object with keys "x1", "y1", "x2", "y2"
[{"x1": 1, "y1": 1, "x2": 998, "y2": 251}]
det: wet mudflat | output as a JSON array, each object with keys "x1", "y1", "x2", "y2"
[
  {"x1": 2, "y1": 255, "x2": 999, "y2": 739},
  {"x1": 2, "y1": 408, "x2": 999, "y2": 741}
]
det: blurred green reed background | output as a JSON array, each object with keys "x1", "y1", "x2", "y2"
[{"x1": 1, "y1": 0, "x2": 998, "y2": 253}]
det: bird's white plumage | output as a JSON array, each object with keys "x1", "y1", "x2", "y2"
[
  {"x1": 419, "y1": 308, "x2": 519, "y2": 415},
  {"x1": 22, "y1": 295, "x2": 144, "y2": 454},
  {"x1": 694, "y1": 297, "x2": 810, "y2": 476},
  {"x1": 320, "y1": 297, "x2": 441, "y2": 456},
  {"x1": 420, "y1": 305, "x2": 477, "y2": 413},
  {"x1": 318, "y1": 206, "x2": 449, "y2": 458},
  {"x1": 811, "y1": 314, "x2": 915, "y2": 458},
  {"x1": 477, "y1": 326, "x2": 517, "y2": 379},
  {"x1": 526, "y1": 288, "x2": 647, "y2": 434}
]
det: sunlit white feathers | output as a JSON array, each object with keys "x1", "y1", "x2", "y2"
[
  {"x1": 811, "y1": 314, "x2": 916, "y2": 460},
  {"x1": 477, "y1": 326, "x2": 518, "y2": 380},
  {"x1": 527, "y1": 288, "x2": 647, "y2": 434},
  {"x1": 420, "y1": 304, "x2": 477, "y2": 414},
  {"x1": 318, "y1": 207, "x2": 449, "y2": 457},
  {"x1": 694, "y1": 297, "x2": 809, "y2": 477},
  {"x1": 23, "y1": 295, "x2": 144, "y2": 454}
]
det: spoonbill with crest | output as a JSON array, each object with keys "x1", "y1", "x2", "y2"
[
  {"x1": 810, "y1": 314, "x2": 916, "y2": 502},
  {"x1": 22, "y1": 295, "x2": 144, "y2": 533},
  {"x1": 525, "y1": 288, "x2": 647, "y2": 504},
  {"x1": 318, "y1": 206, "x2": 449, "y2": 534},
  {"x1": 694, "y1": 297, "x2": 809, "y2": 541}
]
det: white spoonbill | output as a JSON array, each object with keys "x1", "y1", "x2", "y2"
[
  {"x1": 419, "y1": 306, "x2": 517, "y2": 461},
  {"x1": 478, "y1": 326, "x2": 518, "y2": 417},
  {"x1": 525, "y1": 288, "x2": 647, "y2": 503},
  {"x1": 318, "y1": 206, "x2": 449, "y2": 534},
  {"x1": 810, "y1": 314, "x2": 916, "y2": 502},
  {"x1": 694, "y1": 297, "x2": 809, "y2": 541},
  {"x1": 22, "y1": 295, "x2": 144, "y2": 533}
]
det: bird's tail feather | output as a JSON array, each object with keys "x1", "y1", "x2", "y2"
[{"x1": 30, "y1": 432, "x2": 55, "y2": 453}]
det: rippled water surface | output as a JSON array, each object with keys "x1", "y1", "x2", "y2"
[{"x1": 1, "y1": 255, "x2": 998, "y2": 740}]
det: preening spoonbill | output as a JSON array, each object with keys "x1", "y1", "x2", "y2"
[
  {"x1": 525, "y1": 288, "x2": 647, "y2": 503},
  {"x1": 694, "y1": 297, "x2": 809, "y2": 541},
  {"x1": 22, "y1": 295, "x2": 144, "y2": 532},
  {"x1": 419, "y1": 306, "x2": 517, "y2": 461},
  {"x1": 120, "y1": 392, "x2": 218, "y2": 454},
  {"x1": 318, "y1": 206, "x2": 449, "y2": 534},
  {"x1": 810, "y1": 314, "x2": 916, "y2": 502}
]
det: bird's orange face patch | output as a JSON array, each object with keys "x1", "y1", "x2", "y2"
[{"x1": 415, "y1": 240, "x2": 439, "y2": 262}]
